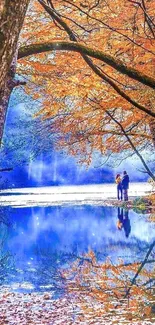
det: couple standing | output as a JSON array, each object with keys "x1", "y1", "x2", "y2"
[{"x1": 115, "y1": 171, "x2": 129, "y2": 201}]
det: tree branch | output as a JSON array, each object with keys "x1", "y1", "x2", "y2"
[
  {"x1": 37, "y1": 0, "x2": 155, "y2": 118},
  {"x1": 105, "y1": 109, "x2": 155, "y2": 181},
  {"x1": 18, "y1": 41, "x2": 155, "y2": 90},
  {"x1": 0, "y1": 168, "x2": 13, "y2": 172},
  {"x1": 89, "y1": 98, "x2": 155, "y2": 180},
  {"x1": 64, "y1": 0, "x2": 155, "y2": 54},
  {"x1": 124, "y1": 240, "x2": 155, "y2": 299}
]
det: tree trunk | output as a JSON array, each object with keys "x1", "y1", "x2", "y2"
[
  {"x1": 149, "y1": 118, "x2": 155, "y2": 147},
  {"x1": 0, "y1": 0, "x2": 29, "y2": 145}
]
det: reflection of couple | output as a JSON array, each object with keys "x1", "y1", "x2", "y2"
[
  {"x1": 117, "y1": 207, "x2": 131, "y2": 238},
  {"x1": 115, "y1": 171, "x2": 129, "y2": 201}
]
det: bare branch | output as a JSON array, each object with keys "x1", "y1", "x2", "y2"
[{"x1": 124, "y1": 240, "x2": 155, "y2": 298}]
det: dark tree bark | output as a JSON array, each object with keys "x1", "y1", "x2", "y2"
[
  {"x1": 0, "y1": 0, "x2": 30, "y2": 145},
  {"x1": 149, "y1": 119, "x2": 155, "y2": 147}
]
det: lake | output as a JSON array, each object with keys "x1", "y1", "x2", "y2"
[{"x1": 0, "y1": 187, "x2": 154, "y2": 324}]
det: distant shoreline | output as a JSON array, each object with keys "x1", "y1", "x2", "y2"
[
  {"x1": 0, "y1": 182, "x2": 154, "y2": 209},
  {"x1": 0, "y1": 181, "x2": 153, "y2": 193}
]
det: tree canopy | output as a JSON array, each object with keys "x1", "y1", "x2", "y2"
[{"x1": 1, "y1": 0, "x2": 155, "y2": 177}]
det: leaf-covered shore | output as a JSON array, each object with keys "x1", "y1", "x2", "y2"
[{"x1": 0, "y1": 287, "x2": 154, "y2": 325}]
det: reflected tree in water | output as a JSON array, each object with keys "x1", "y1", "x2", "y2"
[
  {"x1": 0, "y1": 209, "x2": 14, "y2": 285},
  {"x1": 61, "y1": 242, "x2": 155, "y2": 323},
  {"x1": 20, "y1": 245, "x2": 81, "y2": 293}
]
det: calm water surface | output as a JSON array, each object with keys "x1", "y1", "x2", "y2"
[{"x1": 0, "y1": 204, "x2": 154, "y2": 294}]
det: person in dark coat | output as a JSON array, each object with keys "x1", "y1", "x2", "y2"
[{"x1": 121, "y1": 171, "x2": 129, "y2": 201}]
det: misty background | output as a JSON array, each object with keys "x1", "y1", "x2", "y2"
[{"x1": 0, "y1": 88, "x2": 152, "y2": 189}]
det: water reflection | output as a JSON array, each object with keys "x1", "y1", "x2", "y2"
[
  {"x1": 0, "y1": 208, "x2": 14, "y2": 286},
  {"x1": 0, "y1": 205, "x2": 154, "y2": 292},
  {"x1": 117, "y1": 207, "x2": 131, "y2": 238}
]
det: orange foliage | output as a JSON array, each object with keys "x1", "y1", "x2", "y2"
[
  {"x1": 61, "y1": 250, "x2": 155, "y2": 323},
  {"x1": 17, "y1": 0, "x2": 155, "y2": 163}
]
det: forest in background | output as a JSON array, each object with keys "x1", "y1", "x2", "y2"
[{"x1": 0, "y1": 0, "x2": 155, "y2": 184}]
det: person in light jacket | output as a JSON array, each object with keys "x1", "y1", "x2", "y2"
[{"x1": 115, "y1": 174, "x2": 123, "y2": 200}]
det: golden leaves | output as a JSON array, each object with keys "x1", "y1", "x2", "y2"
[
  {"x1": 17, "y1": 0, "x2": 155, "y2": 163},
  {"x1": 62, "y1": 250, "x2": 154, "y2": 323}
]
